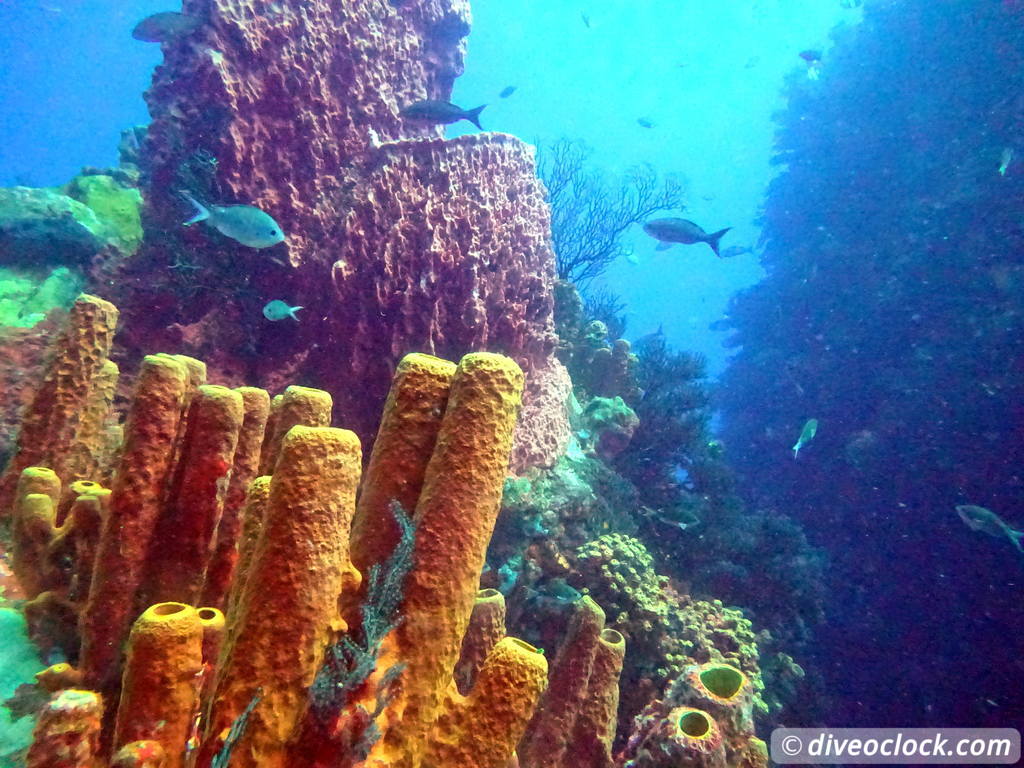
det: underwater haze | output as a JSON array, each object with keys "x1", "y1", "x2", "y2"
[{"x1": 1, "y1": 0, "x2": 1024, "y2": 765}]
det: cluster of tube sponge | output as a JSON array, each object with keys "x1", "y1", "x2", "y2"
[
  {"x1": 2, "y1": 294, "x2": 629, "y2": 768},
  {"x1": 621, "y1": 662, "x2": 768, "y2": 768}
]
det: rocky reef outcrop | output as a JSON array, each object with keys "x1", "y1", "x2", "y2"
[{"x1": 97, "y1": 0, "x2": 557, "y2": 446}]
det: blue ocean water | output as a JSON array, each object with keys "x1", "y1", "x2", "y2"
[{"x1": 2, "y1": 0, "x2": 1023, "y2": 760}]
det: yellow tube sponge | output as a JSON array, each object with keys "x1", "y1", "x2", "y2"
[
  {"x1": 113, "y1": 602, "x2": 204, "y2": 768},
  {"x1": 256, "y1": 386, "x2": 333, "y2": 475},
  {"x1": 424, "y1": 637, "x2": 548, "y2": 768},
  {"x1": 201, "y1": 426, "x2": 361, "y2": 768},
  {"x1": 349, "y1": 353, "x2": 456, "y2": 594},
  {"x1": 454, "y1": 589, "x2": 507, "y2": 695},
  {"x1": 369, "y1": 352, "x2": 524, "y2": 768},
  {"x1": 0, "y1": 294, "x2": 118, "y2": 518}
]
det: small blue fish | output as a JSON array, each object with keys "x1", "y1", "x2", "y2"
[
  {"x1": 262, "y1": 300, "x2": 303, "y2": 322},
  {"x1": 999, "y1": 148, "x2": 1013, "y2": 176},
  {"x1": 182, "y1": 193, "x2": 285, "y2": 249},
  {"x1": 499, "y1": 86, "x2": 517, "y2": 99},
  {"x1": 637, "y1": 117, "x2": 655, "y2": 129}
]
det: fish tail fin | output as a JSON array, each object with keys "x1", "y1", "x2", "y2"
[
  {"x1": 1009, "y1": 528, "x2": 1024, "y2": 554},
  {"x1": 181, "y1": 192, "x2": 210, "y2": 226},
  {"x1": 792, "y1": 442, "x2": 801, "y2": 459},
  {"x1": 706, "y1": 227, "x2": 732, "y2": 257},
  {"x1": 290, "y1": 306, "x2": 303, "y2": 322},
  {"x1": 464, "y1": 104, "x2": 486, "y2": 130}
]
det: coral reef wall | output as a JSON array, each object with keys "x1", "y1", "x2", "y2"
[
  {"x1": 718, "y1": 0, "x2": 1024, "y2": 728},
  {"x1": 105, "y1": 0, "x2": 556, "y2": 441}
]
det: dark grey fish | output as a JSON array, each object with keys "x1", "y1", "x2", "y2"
[
  {"x1": 499, "y1": 86, "x2": 517, "y2": 99},
  {"x1": 132, "y1": 11, "x2": 202, "y2": 43},
  {"x1": 581, "y1": 11, "x2": 591, "y2": 28},
  {"x1": 399, "y1": 100, "x2": 486, "y2": 130},
  {"x1": 643, "y1": 218, "x2": 732, "y2": 257},
  {"x1": 633, "y1": 323, "x2": 664, "y2": 347}
]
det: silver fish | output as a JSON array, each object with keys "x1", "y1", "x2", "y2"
[
  {"x1": 182, "y1": 193, "x2": 285, "y2": 249},
  {"x1": 957, "y1": 505, "x2": 1024, "y2": 554}
]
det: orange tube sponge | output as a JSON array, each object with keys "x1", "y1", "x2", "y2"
[
  {"x1": 197, "y1": 606, "x2": 226, "y2": 713},
  {"x1": 143, "y1": 385, "x2": 245, "y2": 607},
  {"x1": 0, "y1": 294, "x2": 118, "y2": 518},
  {"x1": 455, "y1": 589, "x2": 507, "y2": 695},
  {"x1": 113, "y1": 602, "x2": 204, "y2": 768},
  {"x1": 223, "y1": 476, "x2": 272, "y2": 625},
  {"x1": 256, "y1": 386, "x2": 333, "y2": 474},
  {"x1": 568, "y1": 628, "x2": 626, "y2": 768},
  {"x1": 79, "y1": 354, "x2": 190, "y2": 693},
  {"x1": 201, "y1": 386, "x2": 271, "y2": 610},
  {"x1": 424, "y1": 638, "x2": 548, "y2": 768},
  {"x1": 201, "y1": 425, "x2": 361, "y2": 768},
  {"x1": 61, "y1": 357, "x2": 119, "y2": 491},
  {"x1": 26, "y1": 688, "x2": 104, "y2": 768},
  {"x1": 49, "y1": 487, "x2": 109, "y2": 604},
  {"x1": 519, "y1": 596, "x2": 606, "y2": 768},
  {"x1": 369, "y1": 352, "x2": 524, "y2": 768},
  {"x1": 349, "y1": 353, "x2": 456, "y2": 586},
  {"x1": 111, "y1": 741, "x2": 167, "y2": 768}
]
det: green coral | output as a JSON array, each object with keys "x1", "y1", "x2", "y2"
[
  {"x1": 64, "y1": 174, "x2": 143, "y2": 251},
  {"x1": 572, "y1": 533, "x2": 779, "y2": 718}
]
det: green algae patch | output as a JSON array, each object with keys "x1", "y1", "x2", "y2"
[
  {"x1": 64, "y1": 174, "x2": 143, "y2": 250},
  {"x1": 0, "y1": 607, "x2": 46, "y2": 762},
  {"x1": 0, "y1": 266, "x2": 84, "y2": 328}
]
